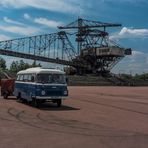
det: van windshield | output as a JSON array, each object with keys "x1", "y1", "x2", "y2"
[{"x1": 37, "y1": 74, "x2": 66, "y2": 84}]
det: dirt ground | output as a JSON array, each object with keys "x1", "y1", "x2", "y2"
[{"x1": 0, "y1": 86, "x2": 148, "y2": 148}]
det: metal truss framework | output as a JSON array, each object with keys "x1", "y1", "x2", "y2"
[
  {"x1": 0, "y1": 18, "x2": 131, "y2": 74},
  {"x1": 0, "y1": 31, "x2": 79, "y2": 64},
  {"x1": 58, "y1": 18, "x2": 122, "y2": 53}
]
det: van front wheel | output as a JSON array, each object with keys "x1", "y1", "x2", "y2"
[
  {"x1": 57, "y1": 99, "x2": 62, "y2": 107},
  {"x1": 32, "y1": 98, "x2": 39, "y2": 108}
]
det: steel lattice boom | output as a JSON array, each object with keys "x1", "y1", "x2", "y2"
[{"x1": 0, "y1": 31, "x2": 84, "y2": 67}]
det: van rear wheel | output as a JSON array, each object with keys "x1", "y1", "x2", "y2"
[
  {"x1": 17, "y1": 93, "x2": 22, "y2": 102},
  {"x1": 3, "y1": 93, "x2": 8, "y2": 99}
]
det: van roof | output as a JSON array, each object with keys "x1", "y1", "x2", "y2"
[{"x1": 17, "y1": 67, "x2": 65, "y2": 75}]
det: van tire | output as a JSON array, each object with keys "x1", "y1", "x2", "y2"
[
  {"x1": 32, "y1": 98, "x2": 39, "y2": 108},
  {"x1": 3, "y1": 93, "x2": 8, "y2": 99},
  {"x1": 17, "y1": 93, "x2": 21, "y2": 102},
  {"x1": 57, "y1": 99, "x2": 62, "y2": 107}
]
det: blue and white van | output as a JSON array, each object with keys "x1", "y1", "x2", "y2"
[{"x1": 14, "y1": 67, "x2": 68, "y2": 107}]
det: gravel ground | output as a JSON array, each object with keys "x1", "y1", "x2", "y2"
[{"x1": 0, "y1": 86, "x2": 148, "y2": 148}]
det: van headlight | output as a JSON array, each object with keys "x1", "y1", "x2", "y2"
[
  {"x1": 41, "y1": 90, "x2": 46, "y2": 95},
  {"x1": 64, "y1": 90, "x2": 68, "y2": 95}
]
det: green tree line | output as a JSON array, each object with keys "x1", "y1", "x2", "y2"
[
  {"x1": 0, "y1": 57, "x2": 41, "y2": 74},
  {"x1": 0, "y1": 57, "x2": 148, "y2": 80},
  {"x1": 120, "y1": 73, "x2": 148, "y2": 81}
]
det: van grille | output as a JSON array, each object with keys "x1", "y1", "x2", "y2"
[{"x1": 46, "y1": 91, "x2": 63, "y2": 96}]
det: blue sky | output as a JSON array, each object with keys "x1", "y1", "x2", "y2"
[{"x1": 0, "y1": 0, "x2": 148, "y2": 74}]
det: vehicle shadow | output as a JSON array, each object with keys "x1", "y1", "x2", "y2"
[
  {"x1": 1, "y1": 96, "x2": 80, "y2": 111},
  {"x1": 0, "y1": 96, "x2": 16, "y2": 100},
  {"x1": 38, "y1": 103, "x2": 80, "y2": 111}
]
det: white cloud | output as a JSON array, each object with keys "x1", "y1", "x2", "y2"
[
  {"x1": 0, "y1": 25, "x2": 40, "y2": 36},
  {"x1": 24, "y1": 13, "x2": 31, "y2": 20},
  {"x1": 110, "y1": 27, "x2": 148, "y2": 40},
  {"x1": 132, "y1": 51, "x2": 144, "y2": 56},
  {"x1": 0, "y1": 15, "x2": 42, "y2": 36},
  {"x1": 0, "y1": 35, "x2": 10, "y2": 41},
  {"x1": 146, "y1": 56, "x2": 148, "y2": 64},
  {"x1": 112, "y1": 50, "x2": 148, "y2": 74},
  {"x1": 119, "y1": 27, "x2": 148, "y2": 37},
  {"x1": 3, "y1": 16, "x2": 24, "y2": 26},
  {"x1": 34, "y1": 17, "x2": 63, "y2": 28},
  {"x1": 129, "y1": 51, "x2": 146, "y2": 64},
  {"x1": 0, "y1": 0, "x2": 82, "y2": 14},
  {"x1": 104, "y1": 0, "x2": 148, "y2": 4}
]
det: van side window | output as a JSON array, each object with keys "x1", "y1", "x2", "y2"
[
  {"x1": 23, "y1": 74, "x2": 28, "y2": 82},
  {"x1": 27, "y1": 74, "x2": 35, "y2": 82},
  {"x1": 17, "y1": 75, "x2": 20, "y2": 81},
  {"x1": 19, "y1": 75, "x2": 24, "y2": 81},
  {"x1": 28, "y1": 74, "x2": 32, "y2": 82}
]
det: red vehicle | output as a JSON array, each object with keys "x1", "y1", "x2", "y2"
[{"x1": 0, "y1": 79, "x2": 15, "y2": 99}]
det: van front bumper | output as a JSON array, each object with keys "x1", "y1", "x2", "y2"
[{"x1": 34, "y1": 96, "x2": 68, "y2": 100}]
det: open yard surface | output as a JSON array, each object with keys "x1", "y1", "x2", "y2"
[{"x1": 0, "y1": 86, "x2": 148, "y2": 148}]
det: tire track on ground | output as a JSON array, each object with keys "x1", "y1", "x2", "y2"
[
  {"x1": 77, "y1": 98, "x2": 148, "y2": 116},
  {"x1": 6, "y1": 107, "x2": 145, "y2": 138}
]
